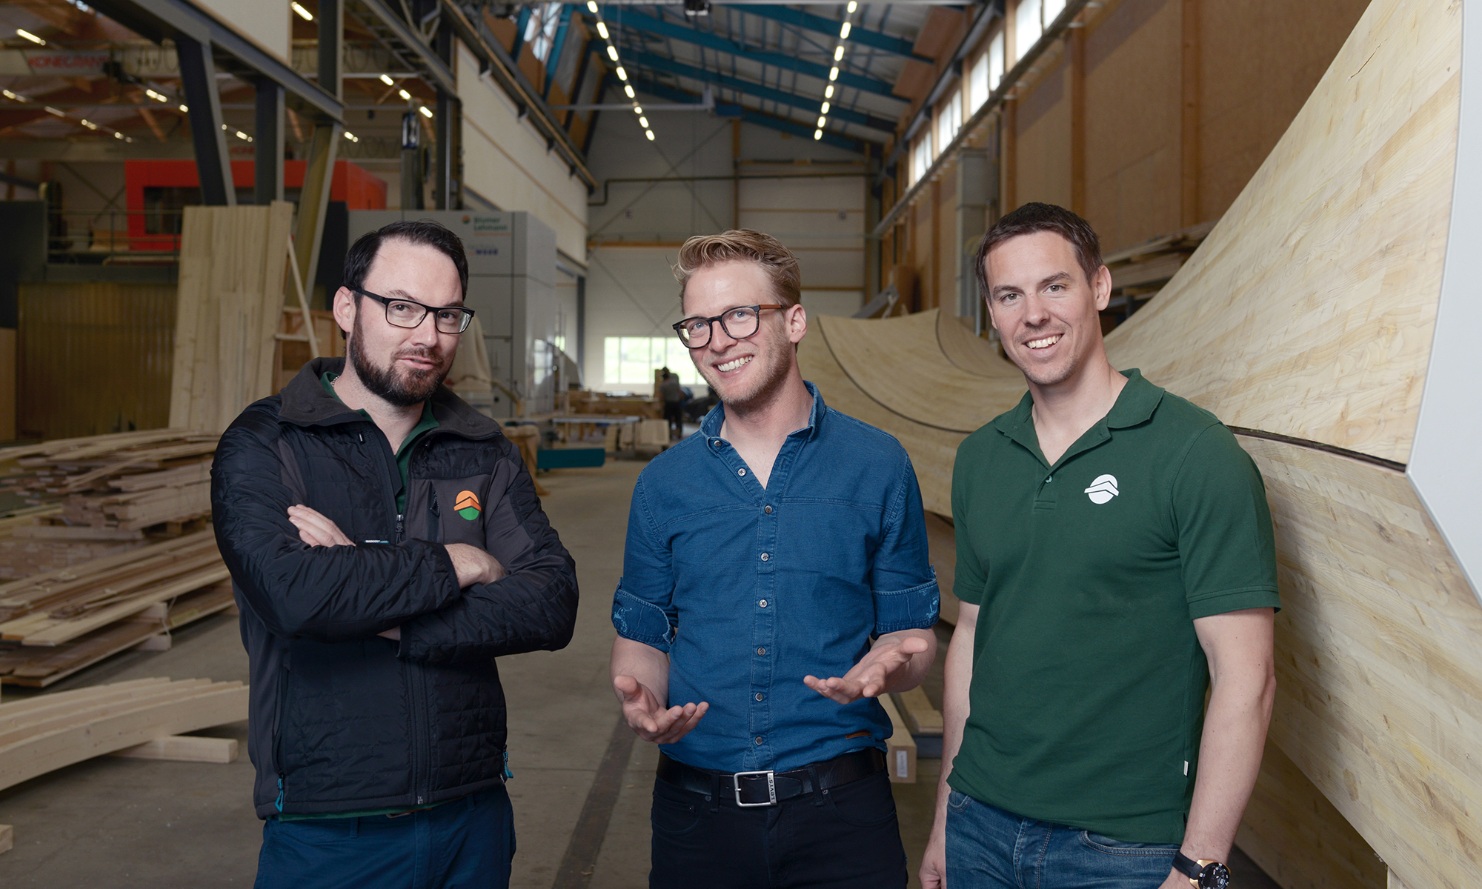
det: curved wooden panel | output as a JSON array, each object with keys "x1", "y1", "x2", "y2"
[
  {"x1": 1105, "y1": 1, "x2": 1459, "y2": 464},
  {"x1": 798, "y1": 328, "x2": 965, "y2": 516},
  {"x1": 810, "y1": 310, "x2": 1023, "y2": 434},
  {"x1": 1244, "y1": 437, "x2": 1482, "y2": 887}
]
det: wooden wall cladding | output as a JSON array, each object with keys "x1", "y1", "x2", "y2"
[
  {"x1": 801, "y1": 1, "x2": 1477, "y2": 886},
  {"x1": 1082, "y1": 0, "x2": 1182, "y2": 248},
  {"x1": 1197, "y1": 0, "x2": 1370, "y2": 221},
  {"x1": 1010, "y1": 53, "x2": 1074, "y2": 211},
  {"x1": 17, "y1": 283, "x2": 176, "y2": 441}
]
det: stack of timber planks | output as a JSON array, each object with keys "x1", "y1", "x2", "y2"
[
  {"x1": 0, "y1": 430, "x2": 232, "y2": 687},
  {"x1": 1102, "y1": 222, "x2": 1213, "y2": 319},
  {"x1": 0, "y1": 530, "x2": 232, "y2": 687},
  {"x1": 170, "y1": 201, "x2": 298, "y2": 434}
]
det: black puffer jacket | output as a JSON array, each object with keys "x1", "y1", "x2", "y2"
[{"x1": 211, "y1": 358, "x2": 578, "y2": 819}]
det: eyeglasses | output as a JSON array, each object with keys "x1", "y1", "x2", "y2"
[
  {"x1": 355, "y1": 288, "x2": 475, "y2": 334},
  {"x1": 672, "y1": 304, "x2": 785, "y2": 349}
]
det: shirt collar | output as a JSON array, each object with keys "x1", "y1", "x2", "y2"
[
  {"x1": 992, "y1": 368, "x2": 1164, "y2": 454},
  {"x1": 699, "y1": 381, "x2": 826, "y2": 443}
]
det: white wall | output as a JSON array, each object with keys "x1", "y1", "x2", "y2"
[
  {"x1": 581, "y1": 107, "x2": 873, "y2": 391},
  {"x1": 194, "y1": 0, "x2": 290, "y2": 62},
  {"x1": 457, "y1": 44, "x2": 589, "y2": 266}
]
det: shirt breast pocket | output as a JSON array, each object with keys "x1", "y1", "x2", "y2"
[{"x1": 428, "y1": 477, "x2": 489, "y2": 547}]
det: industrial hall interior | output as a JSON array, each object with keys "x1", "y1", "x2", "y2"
[{"x1": 0, "y1": 0, "x2": 1477, "y2": 887}]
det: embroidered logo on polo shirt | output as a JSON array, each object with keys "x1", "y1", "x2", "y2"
[
  {"x1": 1084, "y1": 474, "x2": 1119, "y2": 504},
  {"x1": 455, "y1": 490, "x2": 482, "y2": 520}
]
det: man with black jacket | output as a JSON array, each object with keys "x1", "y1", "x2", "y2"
[{"x1": 211, "y1": 220, "x2": 578, "y2": 888}]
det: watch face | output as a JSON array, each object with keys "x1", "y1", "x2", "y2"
[{"x1": 1199, "y1": 862, "x2": 1231, "y2": 889}]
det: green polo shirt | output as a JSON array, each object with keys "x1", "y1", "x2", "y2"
[{"x1": 948, "y1": 369, "x2": 1279, "y2": 843}]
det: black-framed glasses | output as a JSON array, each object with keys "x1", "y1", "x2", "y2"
[
  {"x1": 672, "y1": 304, "x2": 785, "y2": 349},
  {"x1": 355, "y1": 288, "x2": 475, "y2": 334}
]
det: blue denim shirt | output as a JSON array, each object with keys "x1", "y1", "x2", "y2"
[{"x1": 613, "y1": 383, "x2": 939, "y2": 773}]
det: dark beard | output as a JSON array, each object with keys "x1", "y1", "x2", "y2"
[{"x1": 348, "y1": 322, "x2": 448, "y2": 407}]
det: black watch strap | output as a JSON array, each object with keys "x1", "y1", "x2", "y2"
[
  {"x1": 1173, "y1": 851, "x2": 1231, "y2": 889},
  {"x1": 1172, "y1": 852, "x2": 1202, "y2": 879}
]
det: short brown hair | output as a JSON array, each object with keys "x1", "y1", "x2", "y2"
[
  {"x1": 673, "y1": 229, "x2": 802, "y2": 307},
  {"x1": 974, "y1": 202, "x2": 1103, "y2": 299}
]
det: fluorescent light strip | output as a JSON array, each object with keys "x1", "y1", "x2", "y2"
[
  {"x1": 291, "y1": 2, "x2": 314, "y2": 22},
  {"x1": 814, "y1": 7, "x2": 856, "y2": 140},
  {"x1": 587, "y1": 4, "x2": 655, "y2": 143},
  {"x1": 17, "y1": 29, "x2": 47, "y2": 46}
]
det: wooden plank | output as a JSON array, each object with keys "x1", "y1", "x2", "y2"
[
  {"x1": 111, "y1": 734, "x2": 238, "y2": 764},
  {"x1": 879, "y1": 692, "x2": 917, "y2": 784},
  {"x1": 0, "y1": 679, "x2": 248, "y2": 792},
  {"x1": 892, "y1": 686, "x2": 944, "y2": 738}
]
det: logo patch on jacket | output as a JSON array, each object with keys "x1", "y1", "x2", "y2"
[{"x1": 455, "y1": 490, "x2": 481, "y2": 520}]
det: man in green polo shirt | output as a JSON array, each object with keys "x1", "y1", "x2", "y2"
[{"x1": 919, "y1": 203, "x2": 1279, "y2": 889}]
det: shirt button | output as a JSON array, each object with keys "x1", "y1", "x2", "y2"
[
  {"x1": 759, "y1": 599, "x2": 768, "y2": 608},
  {"x1": 755, "y1": 693, "x2": 764, "y2": 702},
  {"x1": 738, "y1": 468, "x2": 747, "y2": 477},
  {"x1": 764, "y1": 505, "x2": 773, "y2": 514},
  {"x1": 756, "y1": 647, "x2": 766, "y2": 656},
  {"x1": 754, "y1": 737, "x2": 764, "y2": 745},
  {"x1": 760, "y1": 552, "x2": 770, "y2": 562}
]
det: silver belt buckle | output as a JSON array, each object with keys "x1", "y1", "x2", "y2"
[{"x1": 732, "y1": 769, "x2": 777, "y2": 807}]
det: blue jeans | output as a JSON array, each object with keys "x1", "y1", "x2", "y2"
[
  {"x1": 944, "y1": 790, "x2": 1178, "y2": 889},
  {"x1": 649, "y1": 770, "x2": 907, "y2": 889},
  {"x1": 254, "y1": 786, "x2": 515, "y2": 889}
]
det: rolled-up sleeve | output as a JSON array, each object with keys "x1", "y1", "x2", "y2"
[
  {"x1": 871, "y1": 455, "x2": 940, "y2": 634},
  {"x1": 612, "y1": 473, "x2": 678, "y2": 651}
]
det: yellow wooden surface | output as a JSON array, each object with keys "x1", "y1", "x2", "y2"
[{"x1": 170, "y1": 202, "x2": 295, "y2": 434}]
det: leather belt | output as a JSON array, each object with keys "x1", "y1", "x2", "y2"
[{"x1": 657, "y1": 748, "x2": 886, "y2": 807}]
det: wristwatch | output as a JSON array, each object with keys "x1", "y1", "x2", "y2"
[{"x1": 1173, "y1": 851, "x2": 1231, "y2": 889}]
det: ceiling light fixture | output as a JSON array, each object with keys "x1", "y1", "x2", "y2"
[
  {"x1": 813, "y1": 4, "x2": 857, "y2": 143},
  {"x1": 379, "y1": 73, "x2": 394, "y2": 86},
  {"x1": 398, "y1": 88, "x2": 411, "y2": 100},
  {"x1": 17, "y1": 29, "x2": 47, "y2": 46},
  {"x1": 344, "y1": 131, "x2": 360, "y2": 142},
  {"x1": 419, "y1": 105, "x2": 433, "y2": 118},
  {"x1": 291, "y1": 2, "x2": 314, "y2": 22},
  {"x1": 587, "y1": 4, "x2": 654, "y2": 144}
]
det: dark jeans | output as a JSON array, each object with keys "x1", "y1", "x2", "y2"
[
  {"x1": 944, "y1": 790, "x2": 1178, "y2": 889},
  {"x1": 649, "y1": 769, "x2": 907, "y2": 889},
  {"x1": 663, "y1": 402, "x2": 685, "y2": 439},
  {"x1": 254, "y1": 786, "x2": 515, "y2": 889}
]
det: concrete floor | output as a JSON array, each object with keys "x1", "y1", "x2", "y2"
[{"x1": 0, "y1": 455, "x2": 1276, "y2": 888}]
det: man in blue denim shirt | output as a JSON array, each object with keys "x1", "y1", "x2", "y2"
[{"x1": 610, "y1": 229, "x2": 941, "y2": 889}]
